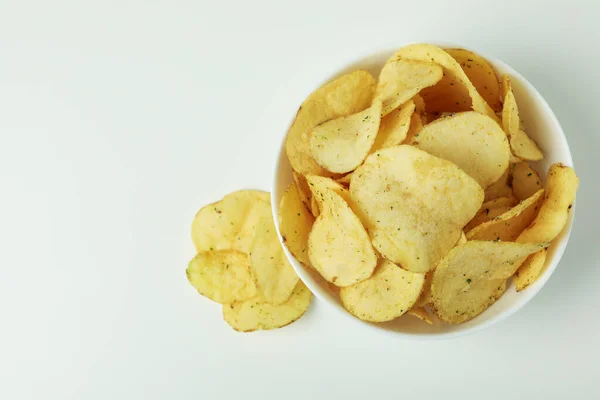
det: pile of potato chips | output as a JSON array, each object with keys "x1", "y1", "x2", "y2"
[
  {"x1": 280, "y1": 43, "x2": 579, "y2": 325},
  {"x1": 187, "y1": 190, "x2": 311, "y2": 331}
]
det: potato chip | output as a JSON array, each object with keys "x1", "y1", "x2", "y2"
[
  {"x1": 278, "y1": 183, "x2": 314, "y2": 267},
  {"x1": 292, "y1": 171, "x2": 312, "y2": 212},
  {"x1": 339, "y1": 259, "x2": 425, "y2": 322},
  {"x1": 413, "y1": 94, "x2": 426, "y2": 115},
  {"x1": 286, "y1": 70, "x2": 376, "y2": 176},
  {"x1": 517, "y1": 164, "x2": 579, "y2": 244},
  {"x1": 414, "y1": 112, "x2": 510, "y2": 188},
  {"x1": 432, "y1": 241, "x2": 546, "y2": 323},
  {"x1": 306, "y1": 175, "x2": 351, "y2": 208},
  {"x1": 336, "y1": 171, "x2": 353, "y2": 187},
  {"x1": 445, "y1": 48, "x2": 502, "y2": 112},
  {"x1": 390, "y1": 44, "x2": 496, "y2": 119},
  {"x1": 375, "y1": 59, "x2": 443, "y2": 116},
  {"x1": 407, "y1": 307, "x2": 433, "y2": 325},
  {"x1": 457, "y1": 231, "x2": 467, "y2": 245},
  {"x1": 512, "y1": 161, "x2": 543, "y2": 201},
  {"x1": 371, "y1": 100, "x2": 415, "y2": 151},
  {"x1": 484, "y1": 167, "x2": 513, "y2": 201},
  {"x1": 223, "y1": 281, "x2": 312, "y2": 332},
  {"x1": 309, "y1": 100, "x2": 382, "y2": 173},
  {"x1": 513, "y1": 249, "x2": 548, "y2": 292},
  {"x1": 308, "y1": 189, "x2": 377, "y2": 286},
  {"x1": 192, "y1": 190, "x2": 270, "y2": 253},
  {"x1": 250, "y1": 216, "x2": 299, "y2": 304},
  {"x1": 350, "y1": 145, "x2": 483, "y2": 272},
  {"x1": 481, "y1": 196, "x2": 519, "y2": 210},
  {"x1": 467, "y1": 189, "x2": 545, "y2": 242},
  {"x1": 465, "y1": 206, "x2": 512, "y2": 232},
  {"x1": 310, "y1": 195, "x2": 319, "y2": 218},
  {"x1": 502, "y1": 76, "x2": 544, "y2": 161},
  {"x1": 413, "y1": 271, "x2": 433, "y2": 308},
  {"x1": 401, "y1": 113, "x2": 424, "y2": 144},
  {"x1": 187, "y1": 250, "x2": 256, "y2": 304}
]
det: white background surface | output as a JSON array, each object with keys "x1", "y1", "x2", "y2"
[{"x1": 1, "y1": 1, "x2": 599, "y2": 399}]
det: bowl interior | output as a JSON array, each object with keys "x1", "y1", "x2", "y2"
[{"x1": 271, "y1": 45, "x2": 574, "y2": 339}]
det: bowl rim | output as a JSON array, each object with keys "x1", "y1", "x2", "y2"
[{"x1": 271, "y1": 41, "x2": 575, "y2": 340}]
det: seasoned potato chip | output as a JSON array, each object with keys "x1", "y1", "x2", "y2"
[
  {"x1": 250, "y1": 216, "x2": 299, "y2": 304},
  {"x1": 414, "y1": 112, "x2": 510, "y2": 188},
  {"x1": 223, "y1": 281, "x2": 312, "y2": 332},
  {"x1": 336, "y1": 171, "x2": 353, "y2": 187},
  {"x1": 481, "y1": 196, "x2": 519, "y2": 210},
  {"x1": 402, "y1": 113, "x2": 424, "y2": 144},
  {"x1": 340, "y1": 259, "x2": 425, "y2": 322},
  {"x1": 306, "y1": 175, "x2": 351, "y2": 208},
  {"x1": 286, "y1": 70, "x2": 376, "y2": 176},
  {"x1": 375, "y1": 59, "x2": 443, "y2": 116},
  {"x1": 407, "y1": 307, "x2": 433, "y2": 325},
  {"x1": 310, "y1": 195, "x2": 319, "y2": 218},
  {"x1": 309, "y1": 100, "x2": 382, "y2": 174},
  {"x1": 445, "y1": 48, "x2": 502, "y2": 112},
  {"x1": 350, "y1": 146, "x2": 483, "y2": 272},
  {"x1": 292, "y1": 172, "x2": 312, "y2": 212},
  {"x1": 512, "y1": 162, "x2": 543, "y2": 201},
  {"x1": 432, "y1": 241, "x2": 546, "y2": 323},
  {"x1": 391, "y1": 44, "x2": 496, "y2": 119},
  {"x1": 192, "y1": 190, "x2": 270, "y2": 253},
  {"x1": 413, "y1": 271, "x2": 433, "y2": 308},
  {"x1": 187, "y1": 250, "x2": 256, "y2": 304},
  {"x1": 502, "y1": 76, "x2": 543, "y2": 161},
  {"x1": 371, "y1": 100, "x2": 415, "y2": 151},
  {"x1": 517, "y1": 164, "x2": 579, "y2": 243},
  {"x1": 308, "y1": 189, "x2": 377, "y2": 286},
  {"x1": 484, "y1": 167, "x2": 513, "y2": 201},
  {"x1": 465, "y1": 206, "x2": 512, "y2": 232},
  {"x1": 279, "y1": 183, "x2": 314, "y2": 266},
  {"x1": 513, "y1": 249, "x2": 548, "y2": 292},
  {"x1": 467, "y1": 189, "x2": 545, "y2": 242}
]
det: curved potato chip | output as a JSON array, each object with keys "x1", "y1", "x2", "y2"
[
  {"x1": 309, "y1": 100, "x2": 382, "y2": 174},
  {"x1": 306, "y1": 175, "x2": 351, "y2": 209},
  {"x1": 467, "y1": 189, "x2": 545, "y2": 241},
  {"x1": 371, "y1": 100, "x2": 415, "y2": 152},
  {"x1": 481, "y1": 196, "x2": 519, "y2": 210},
  {"x1": 413, "y1": 94, "x2": 426, "y2": 115},
  {"x1": 402, "y1": 113, "x2": 424, "y2": 144},
  {"x1": 223, "y1": 281, "x2": 312, "y2": 332},
  {"x1": 502, "y1": 76, "x2": 544, "y2": 161},
  {"x1": 457, "y1": 231, "x2": 467, "y2": 245},
  {"x1": 292, "y1": 172, "x2": 312, "y2": 212},
  {"x1": 279, "y1": 183, "x2": 314, "y2": 267},
  {"x1": 413, "y1": 271, "x2": 434, "y2": 308},
  {"x1": 484, "y1": 167, "x2": 513, "y2": 201},
  {"x1": 445, "y1": 48, "x2": 502, "y2": 112},
  {"x1": 336, "y1": 171, "x2": 353, "y2": 187},
  {"x1": 513, "y1": 249, "x2": 547, "y2": 292},
  {"x1": 375, "y1": 59, "x2": 443, "y2": 116},
  {"x1": 465, "y1": 206, "x2": 512, "y2": 232},
  {"x1": 350, "y1": 146, "x2": 483, "y2": 272},
  {"x1": 250, "y1": 216, "x2": 299, "y2": 304},
  {"x1": 308, "y1": 189, "x2": 377, "y2": 286},
  {"x1": 432, "y1": 241, "x2": 545, "y2": 323},
  {"x1": 391, "y1": 44, "x2": 496, "y2": 119},
  {"x1": 310, "y1": 195, "x2": 319, "y2": 218},
  {"x1": 192, "y1": 190, "x2": 270, "y2": 253},
  {"x1": 187, "y1": 250, "x2": 256, "y2": 304},
  {"x1": 286, "y1": 70, "x2": 375, "y2": 176},
  {"x1": 340, "y1": 259, "x2": 425, "y2": 322},
  {"x1": 414, "y1": 112, "x2": 510, "y2": 188},
  {"x1": 517, "y1": 164, "x2": 579, "y2": 244},
  {"x1": 407, "y1": 307, "x2": 433, "y2": 325},
  {"x1": 512, "y1": 162, "x2": 543, "y2": 201}
]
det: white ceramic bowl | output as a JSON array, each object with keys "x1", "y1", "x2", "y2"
[{"x1": 271, "y1": 43, "x2": 575, "y2": 339}]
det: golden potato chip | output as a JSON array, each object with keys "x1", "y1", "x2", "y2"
[
  {"x1": 350, "y1": 146, "x2": 483, "y2": 272},
  {"x1": 371, "y1": 100, "x2": 415, "y2": 151},
  {"x1": 310, "y1": 195, "x2": 319, "y2": 218},
  {"x1": 512, "y1": 161, "x2": 543, "y2": 201},
  {"x1": 285, "y1": 70, "x2": 376, "y2": 176},
  {"x1": 192, "y1": 190, "x2": 270, "y2": 253},
  {"x1": 391, "y1": 44, "x2": 496, "y2": 119},
  {"x1": 457, "y1": 231, "x2": 467, "y2": 245},
  {"x1": 187, "y1": 250, "x2": 256, "y2": 304},
  {"x1": 339, "y1": 259, "x2": 425, "y2": 322},
  {"x1": 414, "y1": 112, "x2": 510, "y2": 188},
  {"x1": 484, "y1": 167, "x2": 513, "y2": 201},
  {"x1": 375, "y1": 58, "x2": 443, "y2": 116},
  {"x1": 502, "y1": 76, "x2": 543, "y2": 161},
  {"x1": 517, "y1": 164, "x2": 579, "y2": 244},
  {"x1": 250, "y1": 216, "x2": 299, "y2": 304},
  {"x1": 278, "y1": 183, "x2": 314, "y2": 267},
  {"x1": 402, "y1": 113, "x2": 424, "y2": 144},
  {"x1": 306, "y1": 175, "x2": 351, "y2": 208},
  {"x1": 308, "y1": 189, "x2": 377, "y2": 286},
  {"x1": 223, "y1": 281, "x2": 312, "y2": 332},
  {"x1": 309, "y1": 100, "x2": 382, "y2": 174},
  {"x1": 481, "y1": 195, "x2": 519, "y2": 210},
  {"x1": 413, "y1": 94, "x2": 426, "y2": 115},
  {"x1": 292, "y1": 171, "x2": 312, "y2": 212},
  {"x1": 465, "y1": 206, "x2": 512, "y2": 232},
  {"x1": 432, "y1": 241, "x2": 546, "y2": 323},
  {"x1": 467, "y1": 189, "x2": 545, "y2": 242},
  {"x1": 407, "y1": 307, "x2": 433, "y2": 325},
  {"x1": 413, "y1": 271, "x2": 433, "y2": 308},
  {"x1": 336, "y1": 171, "x2": 353, "y2": 187},
  {"x1": 513, "y1": 249, "x2": 548, "y2": 292},
  {"x1": 445, "y1": 48, "x2": 502, "y2": 112}
]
